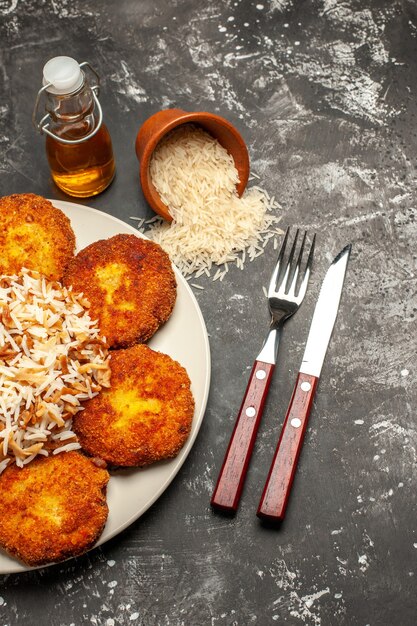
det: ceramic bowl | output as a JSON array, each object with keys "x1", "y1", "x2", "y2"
[{"x1": 135, "y1": 108, "x2": 250, "y2": 222}]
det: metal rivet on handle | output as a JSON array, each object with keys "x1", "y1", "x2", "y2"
[
  {"x1": 291, "y1": 418, "x2": 302, "y2": 428},
  {"x1": 256, "y1": 369, "x2": 266, "y2": 380},
  {"x1": 301, "y1": 381, "x2": 311, "y2": 392},
  {"x1": 246, "y1": 407, "x2": 256, "y2": 417}
]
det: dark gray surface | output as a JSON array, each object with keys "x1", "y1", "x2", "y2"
[{"x1": 0, "y1": 0, "x2": 416, "y2": 624}]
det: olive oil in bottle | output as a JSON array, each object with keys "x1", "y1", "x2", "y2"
[{"x1": 33, "y1": 56, "x2": 115, "y2": 198}]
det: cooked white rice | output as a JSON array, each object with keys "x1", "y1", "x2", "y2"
[
  {"x1": 0, "y1": 268, "x2": 110, "y2": 473},
  {"x1": 142, "y1": 124, "x2": 283, "y2": 279}
]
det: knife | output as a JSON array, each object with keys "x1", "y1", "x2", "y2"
[{"x1": 256, "y1": 244, "x2": 351, "y2": 522}]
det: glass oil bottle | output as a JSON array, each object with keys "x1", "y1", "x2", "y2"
[{"x1": 33, "y1": 56, "x2": 115, "y2": 198}]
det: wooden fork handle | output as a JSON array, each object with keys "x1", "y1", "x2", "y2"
[
  {"x1": 211, "y1": 360, "x2": 275, "y2": 513},
  {"x1": 257, "y1": 372, "x2": 318, "y2": 522}
]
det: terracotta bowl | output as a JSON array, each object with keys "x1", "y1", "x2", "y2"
[{"x1": 135, "y1": 109, "x2": 250, "y2": 222}]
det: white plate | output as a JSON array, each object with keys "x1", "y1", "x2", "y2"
[{"x1": 0, "y1": 200, "x2": 211, "y2": 574}]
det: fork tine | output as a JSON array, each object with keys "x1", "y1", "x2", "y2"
[
  {"x1": 282, "y1": 229, "x2": 299, "y2": 293},
  {"x1": 297, "y1": 233, "x2": 316, "y2": 301},
  {"x1": 267, "y1": 226, "x2": 290, "y2": 296},
  {"x1": 287, "y1": 231, "x2": 306, "y2": 296}
]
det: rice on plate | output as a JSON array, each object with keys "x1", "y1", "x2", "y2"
[{"x1": 0, "y1": 268, "x2": 110, "y2": 474}]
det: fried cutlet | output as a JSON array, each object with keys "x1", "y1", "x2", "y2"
[
  {"x1": 0, "y1": 452, "x2": 109, "y2": 567},
  {"x1": 0, "y1": 193, "x2": 75, "y2": 280},
  {"x1": 63, "y1": 234, "x2": 176, "y2": 349},
  {"x1": 73, "y1": 344, "x2": 195, "y2": 467}
]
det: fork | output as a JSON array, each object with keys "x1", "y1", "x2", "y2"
[{"x1": 210, "y1": 227, "x2": 315, "y2": 513}]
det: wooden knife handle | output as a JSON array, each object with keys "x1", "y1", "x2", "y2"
[
  {"x1": 257, "y1": 372, "x2": 318, "y2": 522},
  {"x1": 211, "y1": 360, "x2": 275, "y2": 513}
]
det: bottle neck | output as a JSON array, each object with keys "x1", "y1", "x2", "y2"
[{"x1": 45, "y1": 76, "x2": 95, "y2": 124}]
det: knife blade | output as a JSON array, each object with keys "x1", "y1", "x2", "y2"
[{"x1": 256, "y1": 244, "x2": 351, "y2": 522}]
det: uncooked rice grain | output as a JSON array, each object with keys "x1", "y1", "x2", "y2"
[{"x1": 139, "y1": 124, "x2": 283, "y2": 279}]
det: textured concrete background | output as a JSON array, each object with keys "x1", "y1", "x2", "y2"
[{"x1": 0, "y1": 0, "x2": 416, "y2": 624}]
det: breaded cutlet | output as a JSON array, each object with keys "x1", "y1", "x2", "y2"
[
  {"x1": 63, "y1": 234, "x2": 177, "y2": 349},
  {"x1": 0, "y1": 452, "x2": 109, "y2": 567},
  {"x1": 0, "y1": 193, "x2": 75, "y2": 280},
  {"x1": 73, "y1": 344, "x2": 195, "y2": 467}
]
